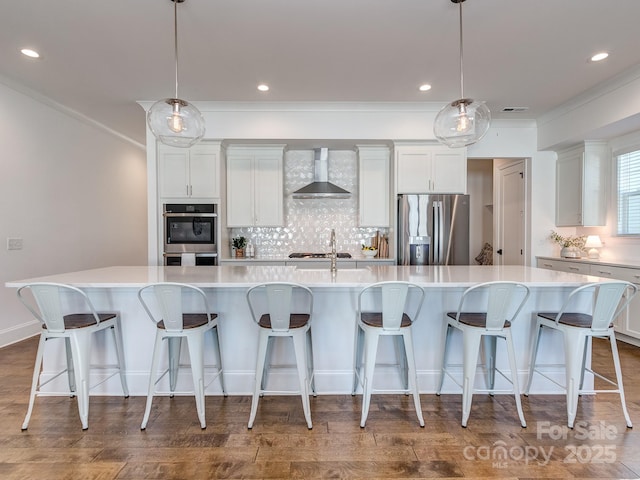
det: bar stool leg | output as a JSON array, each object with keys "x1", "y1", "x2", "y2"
[
  {"x1": 352, "y1": 324, "x2": 364, "y2": 395},
  {"x1": 306, "y1": 328, "x2": 316, "y2": 396},
  {"x1": 248, "y1": 330, "x2": 269, "y2": 429},
  {"x1": 563, "y1": 330, "x2": 585, "y2": 429},
  {"x1": 111, "y1": 321, "x2": 129, "y2": 397},
  {"x1": 403, "y1": 329, "x2": 424, "y2": 427},
  {"x1": 141, "y1": 332, "x2": 164, "y2": 430},
  {"x1": 69, "y1": 330, "x2": 91, "y2": 430},
  {"x1": 65, "y1": 337, "x2": 76, "y2": 395},
  {"x1": 186, "y1": 332, "x2": 207, "y2": 429},
  {"x1": 167, "y1": 337, "x2": 182, "y2": 395},
  {"x1": 461, "y1": 330, "x2": 482, "y2": 428},
  {"x1": 609, "y1": 333, "x2": 633, "y2": 428},
  {"x1": 292, "y1": 333, "x2": 312, "y2": 429},
  {"x1": 360, "y1": 331, "x2": 379, "y2": 427},
  {"x1": 483, "y1": 336, "x2": 497, "y2": 393},
  {"x1": 22, "y1": 334, "x2": 46, "y2": 430},
  {"x1": 210, "y1": 326, "x2": 226, "y2": 396},
  {"x1": 436, "y1": 324, "x2": 452, "y2": 395},
  {"x1": 505, "y1": 330, "x2": 526, "y2": 427},
  {"x1": 525, "y1": 322, "x2": 543, "y2": 395}
]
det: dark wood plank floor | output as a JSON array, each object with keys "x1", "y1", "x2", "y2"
[{"x1": 2, "y1": 336, "x2": 640, "y2": 479}]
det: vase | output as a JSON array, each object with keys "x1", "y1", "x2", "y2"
[
  {"x1": 235, "y1": 248, "x2": 245, "y2": 258},
  {"x1": 560, "y1": 246, "x2": 581, "y2": 258}
]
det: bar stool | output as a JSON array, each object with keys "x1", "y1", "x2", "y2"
[
  {"x1": 17, "y1": 282, "x2": 129, "y2": 430},
  {"x1": 138, "y1": 282, "x2": 225, "y2": 430},
  {"x1": 525, "y1": 281, "x2": 637, "y2": 428},
  {"x1": 246, "y1": 282, "x2": 314, "y2": 429},
  {"x1": 352, "y1": 281, "x2": 426, "y2": 427},
  {"x1": 437, "y1": 281, "x2": 530, "y2": 428}
]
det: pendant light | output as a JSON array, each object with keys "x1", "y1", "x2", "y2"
[
  {"x1": 147, "y1": 0, "x2": 205, "y2": 148},
  {"x1": 433, "y1": 0, "x2": 490, "y2": 148}
]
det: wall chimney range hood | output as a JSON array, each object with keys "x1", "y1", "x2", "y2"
[{"x1": 292, "y1": 148, "x2": 351, "y2": 199}]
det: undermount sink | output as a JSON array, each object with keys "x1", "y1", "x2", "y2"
[{"x1": 288, "y1": 252, "x2": 352, "y2": 259}]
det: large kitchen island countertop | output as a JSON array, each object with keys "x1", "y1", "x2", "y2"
[
  {"x1": 5, "y1": 264, "x2": 605, "y2": 289},
  {"x1": 5, "y1": 265, "x2": 603, "y2": 397}
]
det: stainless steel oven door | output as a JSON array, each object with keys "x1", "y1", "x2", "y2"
[
  {"x1": 164, "y1": 253, "x2": 217, "y2": 266},
  {"x1": 164, "y1": 213, "x2": 217, "y2": 254}
]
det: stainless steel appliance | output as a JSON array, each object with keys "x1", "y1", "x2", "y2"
[
  {"x1": 163, "y1": 203, "x2": 217, "y2": 266},
  {"x1": 397, "y1": 194, "x2": 470, "y2": 266}
]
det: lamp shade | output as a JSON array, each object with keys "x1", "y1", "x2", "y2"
[
  {"x1": 584, "y1": 235, "x2": 603, "y2": 259},
  {"x1": 147, "y1": 98, "x2": 205, "y2": 148},
  {"x1": 433, "y1": 98, "x2": 491, "y2": 148}
]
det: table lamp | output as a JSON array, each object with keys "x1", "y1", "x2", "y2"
[{"x1": 585, "y1": 235, "x2": 603, "y2": 259}]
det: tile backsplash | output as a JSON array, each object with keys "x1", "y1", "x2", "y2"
[{"x1": 230, "y1": 149, "x2": 389, "y2": 256}]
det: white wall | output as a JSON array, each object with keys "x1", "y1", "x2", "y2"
[{"x1": 0, "y1": 82, "x2": 148, "y2": 347}]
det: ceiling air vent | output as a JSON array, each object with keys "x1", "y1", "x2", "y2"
[{"x1": 501, "y1": 107, "x2": 529, "y2": 113}]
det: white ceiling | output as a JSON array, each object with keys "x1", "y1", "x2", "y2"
[{"x1": 3, "y1": 0, "x2": 640, "y2": 145}]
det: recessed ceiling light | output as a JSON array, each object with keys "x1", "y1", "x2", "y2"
[
  {"x1": 419, "y1": 84, "x2": 432, "y2": 92},
  {"x1": 21, "y1": 48, "x2": 40, "y2": 58},
  {"x1": 590, "y1": 52, "x2": 609, "y2": 62},
  {"x1": 257, "y1": 84, "x2": 269, "y2": 92}
]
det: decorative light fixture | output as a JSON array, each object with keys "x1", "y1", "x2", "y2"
[
  {"x1": 433, "y1": 0, "x2": 490, "y2": 148},
  {"x1": 147, "y1": 0, "x2": 205, "y2": 148},
  {"x1": 584, "y1": 235, "x2": 603, "y2": 259}
]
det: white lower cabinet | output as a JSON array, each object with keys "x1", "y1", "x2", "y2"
[{"x1": 537, "y1": 256, "x2": 640, "y2": 343}]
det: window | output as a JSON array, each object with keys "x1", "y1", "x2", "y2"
[{"x1": 617, "y1": 149, "x2": 640, "y2": 235}]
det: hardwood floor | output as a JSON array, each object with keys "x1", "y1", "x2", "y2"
[{"x1": 2, "y1": 336, "x2": 640, "y2": 479}]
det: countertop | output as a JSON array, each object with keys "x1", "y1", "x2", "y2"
[{"x1": 6, "y1": 265, "x2": 603, "y2": 289}]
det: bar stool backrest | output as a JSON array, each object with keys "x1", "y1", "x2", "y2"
[
  {"x1": 138, "y1": 282, "x2": 212, "y2": 332},
  {"x1": 266, "y1": 284, "x2": 294, "y2": 331},
  {"x1": 246, "y1": 282, "x2": 313, "y2": 332},
  {"x1": 553, "y1": 281, "x2": 638, "y2": 333},
  {"x1": 358, "y1": 282, "x2": 425, "y2": 331},
  {"x1": 454, "y1": 281, "x2": 530, "y2": 331},
  {"x1": 17, "y1": 283, "x2": 100, "y2": 334}
]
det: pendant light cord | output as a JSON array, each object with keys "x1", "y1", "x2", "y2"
[
  {"x1": 458, "y1": 0, "x2": 464, "y2": 99},
  {"x1": 174, "y1": 0, "x2": 179, "y2": 99}
]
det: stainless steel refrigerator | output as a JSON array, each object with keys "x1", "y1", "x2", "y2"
[{"x1": 397, "y1": 194, "x2": 470, "y2": 266}]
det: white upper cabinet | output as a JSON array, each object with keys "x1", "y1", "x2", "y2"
[
  {"x1": 158, "y1": 142, "x2": 220, "y2": 200},
  {"x1": 555, "y1": 141, "x2": 608, "y2": 227},
  {"x1": 226, "y1": 145, "x2": 285, "y2": 227},
  {"x1": 395, "y1": 143, "x2": 467, "y2": 194},
  {"x1": 358, "y1": 145, "x2": 390, "y2": 227}
]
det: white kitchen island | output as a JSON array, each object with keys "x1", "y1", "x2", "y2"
[{"x1": 6, "y1": 265, "x2": 603, "y2": 396}]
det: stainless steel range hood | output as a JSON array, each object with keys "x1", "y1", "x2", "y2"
[{"x1": 291, "y1": 148, "x2": 351, "y2": 199}]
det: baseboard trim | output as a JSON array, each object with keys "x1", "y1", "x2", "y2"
[{"x1": 0, "y1": 321, "x2": 40, "y2": 348}]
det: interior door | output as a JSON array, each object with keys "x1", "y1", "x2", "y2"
[{"x1": 497, "y1": 161, "x2": 525, "y2": 265}]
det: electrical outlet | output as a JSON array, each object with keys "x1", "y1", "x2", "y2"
[{"x1": 7, "y1": 237, "x2": 23, "y2": 250}]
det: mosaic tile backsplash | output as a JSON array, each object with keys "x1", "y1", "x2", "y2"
[{"x1": 230, "y1": 149, "x2": 389, "y2": 257}]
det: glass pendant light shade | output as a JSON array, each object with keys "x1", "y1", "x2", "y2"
[
  {"x1": 147, "y1": 0, "x2": 205, "y2": 148},
  {"x1": 147, "y1": 98, "x2": 205, "y2": 148},
  {"x1": 434, "y1": 0, "x2": 490, "y2": 148},
  {"x1": 433, "y1": 98, "x2": 491, "y2": 148}
]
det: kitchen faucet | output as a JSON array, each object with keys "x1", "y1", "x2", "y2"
[{"x1": 329, "y1": 229, "x2": 337, "y2": 272}]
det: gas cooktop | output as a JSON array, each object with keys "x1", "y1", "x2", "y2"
[{"x1": 288, "y1": 252, "x2": 352, "y2": 259}]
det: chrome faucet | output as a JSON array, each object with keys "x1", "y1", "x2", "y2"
[{"x1": 329, "y1": 229, "x2": 337, "y2": 272}]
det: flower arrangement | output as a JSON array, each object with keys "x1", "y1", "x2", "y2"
[{"x1": 549, "y1": 231, "x2": 586, "y2": 248}]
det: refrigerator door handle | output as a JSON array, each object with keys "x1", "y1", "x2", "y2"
[
  {"x1": 432, "y1": 200, "x2": 441, "y2": 264},
  {"x1": 437, "y1": 201, "x2": 444, "y2": 264}
]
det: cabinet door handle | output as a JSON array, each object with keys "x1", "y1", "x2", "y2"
[
  {"x1": 597, "y1": 270, "x2": 612, "y2": 276},
  {"x1": 543, "y1": 263, "x2": 553, "y2": 268},
  {"x1": 568, "y1": 267, "x2": 579, "y2": 271},
  {"x1": 186, "y1": 185, "x2": 189, "y2": 196},
  {"x1": 634, "y1": 275, "x2": 640, "y2": 279}
]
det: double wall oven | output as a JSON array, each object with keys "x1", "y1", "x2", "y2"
[{"x1": 163, "y1": 204, "x2": 218, "y2": 266}]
